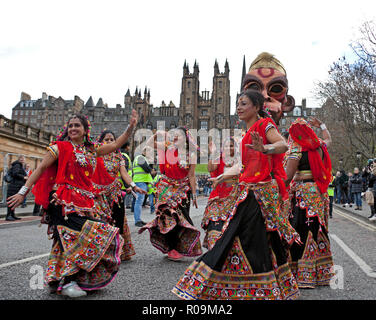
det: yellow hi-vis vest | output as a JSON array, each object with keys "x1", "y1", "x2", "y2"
[
  {"x1": 133, "y1": 155, "x2": 153, "y2": 183},
  {"x1": 121, "y1": 152, "x2": 132, "y2": 176},
  {"x1": 118, "y1": 152, "x2": 133, "y2": 190}
]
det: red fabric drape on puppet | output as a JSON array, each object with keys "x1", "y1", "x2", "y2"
[{"x1": 289, "y1": 119, "x2": 332, "y2": 194}]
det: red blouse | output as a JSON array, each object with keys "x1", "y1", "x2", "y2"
[
  {"x1": 209, "y1": 155, "x2": 234, "y2": 199},
  {"x1": 91, "y1": 150, "x2": 124, "y2": 205},
  {"x1": 33, "y1": 141, "x2": 97, "y2": 214},
  {"x1": 158, "y1": 146, "x2": 189, "y2": 180},
  {"x1": 240, "y1": 117, "x2": 288, "y2": 199}
]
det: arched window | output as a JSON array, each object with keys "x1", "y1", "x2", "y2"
[{"x1": 293, "y1": 107, "x2": 301, "y2": 117}]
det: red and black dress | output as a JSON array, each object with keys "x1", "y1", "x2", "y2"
[
  {"x1": 139, "y1": 145, "x2": 202, "y2": 257},
  {"x1": 286, "y1": 118, "x2": 334, "y2": 288},
  {"x1": 172, "y1": 117, "x2": 300, "y2": 300},
  {"x1": 32, "y1": 141, "x2": 123, "y2": 293},
  {"x1": 92, "y1": 149, "x2": 136, "y2": 261},
  {"x1": 201, "y1": 155, "x2": 237, "y2": 250}
]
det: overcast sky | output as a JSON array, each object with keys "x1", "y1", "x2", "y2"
[{"x1": 1, "y1": 0, "x2": 375, "y2": 119}]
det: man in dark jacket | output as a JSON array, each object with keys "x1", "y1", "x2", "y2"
[
  {"x1": 350, "y1": 167, "x2": 363, "y2": 210},
  {"x1": 5, "y1": 155, "x2": 27, "y2": 221}
]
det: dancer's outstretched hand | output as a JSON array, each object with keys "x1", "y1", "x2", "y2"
[
  {"x1": 245, "y1": 132, "x2": 266, "y2": 153},
  {"x1": 134, "y1": 186, "x2": 147, "y2": 195},
  {"x1": 130, "y1": 109, "x2": 138, "y2": 127},
  {"x1": 208, "y1": 174, "x2": 224, "y2": 189},
  {"x1": 7, "y1": 194, "x2": 24, "y2": 210}
]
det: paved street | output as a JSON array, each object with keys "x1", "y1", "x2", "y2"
[{"x1": 1, "y1": 197, "x2": 376, "y2": 301}]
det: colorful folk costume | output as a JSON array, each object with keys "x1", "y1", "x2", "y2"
[
  {"x1": 139, "y1": 145, "x2": 202, "y2": 259},
  {"x1": 172, "y1": 117, "x2": 300, "y2": 300},
  {"x1": 32, "y1": 139, "x2": 124, "y2": 294},
  {"x1": 201, "y1": 153, "x2": 238, "y2": 250},
  {"x1": 92, "y1": 148, "x2": 136, "y2": 261},
  {"x1": 286, "y1": 118, "x2": 334, "y2": 288}
]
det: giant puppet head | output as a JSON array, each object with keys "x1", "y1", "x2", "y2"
[{"x1": 242, "y1": 52, "x2": 295, "y2": 125}]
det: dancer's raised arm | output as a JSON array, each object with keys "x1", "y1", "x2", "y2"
[{"x1": 96, "y1": 109, "x2": 138, "y2": 157}]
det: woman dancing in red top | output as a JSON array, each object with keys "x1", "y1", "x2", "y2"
[
  {"x1": 7, "y1": 110, "x2": 139, "y2": 298},
  {"x1": 92, "y1": 129, "x2": 146, "y2": 261},
  {"x1": 284, "y1": 118, "x2": 334, "y2": 288},
  {"x1": 201, "y1": 137, "x2": 239, "y2": 250},
  {"x1": 139, "y1": 127, "x2": 202, "y2": 261},
  {"x1": 172, "y1": 90, "x2": 301, "y2": 300}
]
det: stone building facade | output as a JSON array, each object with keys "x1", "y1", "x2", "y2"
[
  {"x1": 11, "y1": 60, "x2": 233, "y2": 140},
  {"x1": 0, "y1": 114, "x2": 56, "y2": 203}
]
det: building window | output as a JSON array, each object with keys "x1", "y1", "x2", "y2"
[
  {"x1": 187, "y1": 81, "x2": 191, "y2": 89},
  {"x1": 293, "y1": 107, "x2": 301, "y2": 117},
  {"x1": 200, "y1": 121, "x2": 208, "y2": 130},
  {"x1": 201, "y1": 109, "x2": 208, "y2": 116},
  {"x1": 219, "y1": 81, "x2": 222, "y2": 89},
  {"x1": 218, "y1": 97, "x2": 222, "y2": 104},
  {"x1": 186, "y1": 98, "x2": 190, "y2": 105}
]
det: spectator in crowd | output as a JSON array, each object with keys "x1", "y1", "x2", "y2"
[
  {"x1": 338, "y1": 170, "x2": 351, "y2": 207},
  {"x1": 334, "y1": 171, "x2": 341, "y2": 204},
  {"x1": 5, "y1": 155, "x2": 27, "y2": 221},
  {"x1": 328, "y1": 174, "x2": 335, "y2": 218},
  {"x1": 348, "y1": 172, "x2": 354, "y2": 207},
  {"x1": 350, "y1": 167, "x2": 363, "y2": 210},
  {"x1": 367, "y1": 161, "x2": 376, "y2": 221}
]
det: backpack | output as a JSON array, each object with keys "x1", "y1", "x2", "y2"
[
  {"x1": 372, "y1": 163, "x2": 376, "y2": 176},
  {"x1": 4, "y1": 168, "x2": 13, "y2": 183}
]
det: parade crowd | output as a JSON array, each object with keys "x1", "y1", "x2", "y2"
[
  {"x1": 330, "y1": 161, "x2": 376, "y2": 221},
  {"x1": 3, "y1": 52, "x2": 375, "y2": 301}
]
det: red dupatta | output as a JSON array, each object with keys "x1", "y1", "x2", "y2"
[{"x1": 288, "y1": 118, "x2": 332, "y2": 194}]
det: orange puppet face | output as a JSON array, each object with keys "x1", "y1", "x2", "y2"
[{"x1": 242, "y1": 67, "x2": 295, "y2": 124}]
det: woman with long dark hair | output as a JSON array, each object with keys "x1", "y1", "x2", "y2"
[
  {"x1": 92, "y1": 129, "x2": 146, "y2": 261},
  {"x1": 7, "y1": 110, "x2": 139, "y2": 298},
  {"x1": 138, "y1": 126, "x2": 202, "y2": 261},
  {"x1": 172, "y1": 89, "x2": 301, "y2": 300},
  {"x1": 284, "y1": 117, "x2": 334, "y2": 288}
]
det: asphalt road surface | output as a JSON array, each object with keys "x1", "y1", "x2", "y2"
[{"x1": 1, "y1": 197, "x2": 376, "y2": 301}]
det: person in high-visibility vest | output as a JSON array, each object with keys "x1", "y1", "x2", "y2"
[
  {"x1": 328, "y1": 174, "x2": 335, "y2": 218},
  {"x1": 148, "y1": 169, "x2": 160, "y2": 214},
  {"x1": 133, "y1": 147, "x2": 154, "y2": 227}
]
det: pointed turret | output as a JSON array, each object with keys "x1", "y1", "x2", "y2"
[
  {"x1": 85, "y1": 96, "x2": 95, "y2": 108},
  {"x1": 125, "y1": 88, "x2": 131, "y2": 97},
  {"x1": 214, "y1": 59, "x2": 219, "y2": 75},
  {"x1": 224, "y1": 58, "x2": 229, "y2": 75},
  {"x1": 183, "y1": 60, "x2": 189, "y2": 75},
  {"x1": 96, "y1": 98, "x2": 104, "y2": 108},
  {"x1": 193, "y1": 60, "x2": 199, "y2": 76},
  {"x1": 241, "y1": 55, "x2": 246, "y2": 91}
]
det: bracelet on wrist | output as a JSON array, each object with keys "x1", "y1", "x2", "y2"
[
  {"x1": 18, "y1": 186, "x2": 29, "y2": 196},
  {"x1": 320, "y1": 123, "x2": 327, "y2": 131},
  {"x1": 130, "y1": 181, "x2": 136, "y2": 188},
  {"x1": 262, "y1": 145, "x2": 276, "y2": 155}
]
